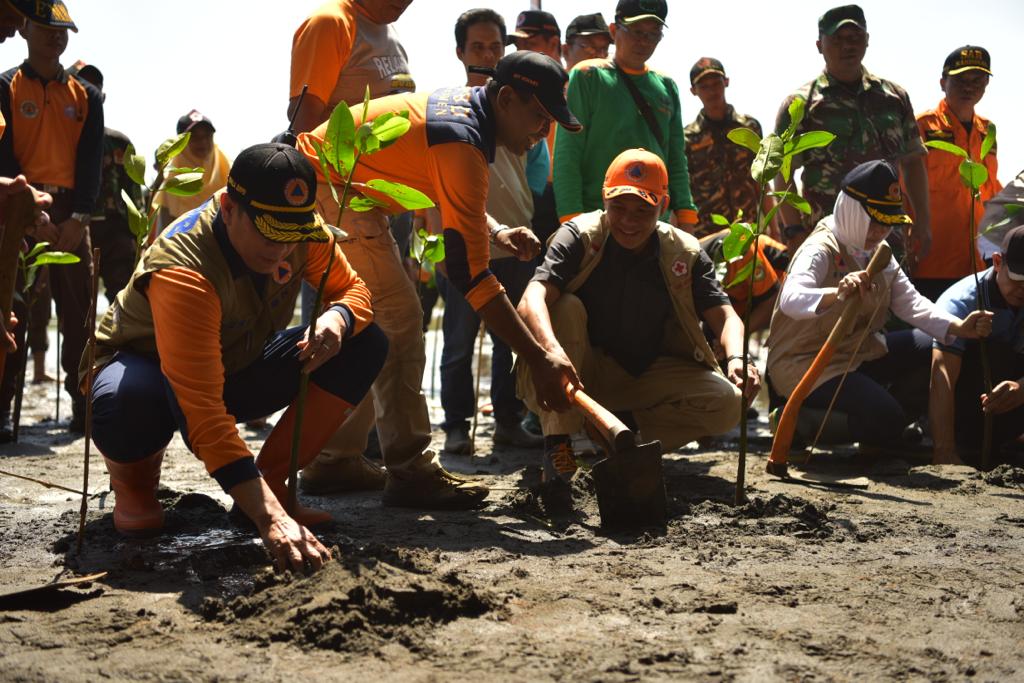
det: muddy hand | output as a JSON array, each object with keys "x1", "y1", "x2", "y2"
[
  {"x1": 297, "y1": 308, "x2": 347, "y2": 373},
  {"x1": 530, "y1": 347, "x2": 579, "y2": 413},
  {"x1": 261, "y1": 514, "x2": 332, "y2": 574}
]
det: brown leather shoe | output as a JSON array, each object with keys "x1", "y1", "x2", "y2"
[
  {"x1": 299, "y1": 455, "x2": 386, "y2": 495},
  {"x1": 383, "y1": 463, "x2": 489, "y2": 510}
]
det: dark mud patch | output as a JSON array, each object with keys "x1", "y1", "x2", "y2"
[
  {"x1": 683, "y1": 493, "x2": 837, "y2": 540},
  {"x1": 983, "y1": 465, "x2": 1024, "y2": 489},
  {"x1": 201, "y1": 546, "x2": 497, "y2": 655},
  {"x1": 495, "y1": 466, "x2": 600, "y2": 524}
]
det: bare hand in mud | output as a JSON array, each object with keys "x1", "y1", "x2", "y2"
[
  {"x1": 297, "y1": 308, "x2": 347, "y2": 374},
  {"x1": 261, "y1": 515, "x2": 332, "y2": 574},
  {"x1": 981, "y1": 380, "x2": 1024, "y2": 415},
  {"x1": 726, "y1": 357, "x2": 761, "y2": 402}
]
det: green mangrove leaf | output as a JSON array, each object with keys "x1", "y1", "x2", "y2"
[
  {"x1": 925, "y1": 140, "x2": 968, "y2": 158},
  {"x1": 722, "y1": 222, "x2": 753, "y2": 262},
  {"x1": 772, "y1": 191, "x2": 812, "y2": 215},
  {"x1": 980, "y1": 122, "x2": 996, "y2": 161},
  {"x1": 751, "y1": 134, "x2": 784, "y2": 184},
  {"x1": 365, "y1": 179, "x2": 434, "y2": 210},
  {"x1": 310, "y1": 139, "x2": 341, "y2": 209},
  {"x1": 372, "y1": 114, "x2": 411, "y2": 148},
  {"x1": 166, "y1": 166, "x2": 203, "y2": 175},
  {"x1": 1005, "y1": 204, "x2": 1023, "y2": 216},
  {"x1": 727, "y1": 127, "x2": 760, "y2": 154},
  {"x1": 422, "y1": 234, "x2": 445, "y2": 264},
  {"x1": 156, "y1": 133, "x2": 190, "y2": 167},
  {"x1": 349, "y1": 195, "x2": 389, "y2": 212},
  {"x1": 123, "y1": 144, "x2": 147, "y2": 186},
  {"x1": 781, "y1": 154, "x2": 794, "y2": 184},
  {"x1": 324, "y1": 101, "x2": 356, "y2": 176},
  {"x1": 361, "y1": 85, "x2": 371, "y2": 124},
  {"x1": 959, "y1": 159, "x2": 989, "y2": 191},
  {"x1": 355, "y1": 122, "x2": 380, "y2": 155},
  {"x1": 33, "y1": 251, "x2": 81, "y2": 266},
  {"x1": 121, "y1": 189, "x2": 149, "y2": 238},
  {"x1": 26, "y1": 241, "x2": 49, "y2": 260},
  {"x1": 787, "y1": 131, "x2": 836, "y2": 157},
  {"x1": 783, "y1": 97, "x2": 806, "y2": 141},
  {"x1": 161, "y1": 172, "x2": 205, "y2": 197},
  {"x1": 725, "y1": 259, "x2": 755, "y2": 288},
  {"x1": 710, "y1": 213, "x2": 731, "y2": 227},
  {"x1": 324, "y1": 224, "x2": 348, "y2": 240}
]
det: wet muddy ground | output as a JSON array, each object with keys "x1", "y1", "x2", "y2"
[{"x1": 2, "y1": 340, "x2": 1024, "y2": 681}]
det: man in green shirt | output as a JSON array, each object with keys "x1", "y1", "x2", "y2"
[{"x1": 552, "y1": 0, "x2": 698, "y2": 232}]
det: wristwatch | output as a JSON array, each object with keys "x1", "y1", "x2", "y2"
[{"x1": 71, "y1": 212, "x2": 92, "y2": 226}]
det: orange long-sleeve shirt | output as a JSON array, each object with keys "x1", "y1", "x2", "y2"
[
  {"x1": 147, "y1": 238, "x2": 372, "y2": 476},
  {"x1": 297, "y1": 86, "x2": 504, "y2": 311}
]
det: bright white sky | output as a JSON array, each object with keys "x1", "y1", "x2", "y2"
[{"x1": 18, "y1": 0, "x2": 1023, "y2": 186}]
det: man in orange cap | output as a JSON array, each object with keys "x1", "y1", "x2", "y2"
[{"x1": 517, "y1": 149, "x2": 759, "y2": 486}]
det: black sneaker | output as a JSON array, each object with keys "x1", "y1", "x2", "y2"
[
  {"x1": 443, "y1": 424, "x2": 472, "y2": 455},
  {"x1": 0, "y1": 413, "x2": 13, "y2": 444}
]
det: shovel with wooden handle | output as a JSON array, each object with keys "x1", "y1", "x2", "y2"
[
  {"x1": 0, "y1": 189, "x2": 37, "y2": 379},
  {"x1": 566, "y1": 384, "x2": 666, "y2": 529},
  {"x1": 766, "y1": 242, "x2": 892, "y2": 478}
]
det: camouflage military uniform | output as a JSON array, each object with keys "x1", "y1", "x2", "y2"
[
  {"x1": 91, "y1": 127, "x2": 143, "y2": 302},
  {"x1": 775, "y1": 68, "x2": 925, "y2": 226},
  {"x1": 685, "y1": 105, "x2": 762, "y2": 238}
]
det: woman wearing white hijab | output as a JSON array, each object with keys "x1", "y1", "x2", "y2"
[{"x1": 766, "y1": 160, "x2": 991, "y2": 449}]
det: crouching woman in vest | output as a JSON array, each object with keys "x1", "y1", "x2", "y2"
[
  {"x1": 518, "y1": 149, "x2": 761, "y2": 486},
  {"x1": 766, "y1": 160, "x2": 991, "y2": 450},
  {"x1": 80, "y1": 144, "x2": 388, "y2": 574}
]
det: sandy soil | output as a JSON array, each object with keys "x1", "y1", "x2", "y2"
[{"x1": 2, "y1": 368, "x2": 1024, "y2": 682}]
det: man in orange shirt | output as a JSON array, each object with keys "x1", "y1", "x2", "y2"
[
  {"x1": 288, "y1": 0, "x2": 414, "y2": 135},
  {"x1": 0, "y1": 0, "x2": 102, "y2": 435},
  {"x1": 86, "y1": 144, "x2": 387, "y2": 573},
  {"x1": 297, "y1": 51, "x2": 582, "y2": 508},
  {"x1": 913, "y1": 46, "x2": 1002, "y2": 302}
]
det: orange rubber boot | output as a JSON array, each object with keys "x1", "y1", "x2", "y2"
[
  {"x1": 255, "y1": 382, "x2": 356, "y2": 527},
  {"x1": 103, "y1": 450, "x2": 166, "y2": 537}
]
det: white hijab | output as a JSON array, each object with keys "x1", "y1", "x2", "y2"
[{"x1": 823, "y1": 190, "x2": 873, "y2": 263}]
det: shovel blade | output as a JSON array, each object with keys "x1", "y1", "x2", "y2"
[{"x1": 592, "y1": 440, "x2": 666, "y2": 529}]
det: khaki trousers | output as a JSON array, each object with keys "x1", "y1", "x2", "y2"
[
  {"x1": 312, "y1": 193, "x2": 433, "y2": 474},
  {"x1": 519, "y1": 294, "x2": 741, "y2": 450}
]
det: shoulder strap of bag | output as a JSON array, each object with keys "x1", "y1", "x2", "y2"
[{"x1": 614, "y1": 61, "x2": 664, "y2": 149}]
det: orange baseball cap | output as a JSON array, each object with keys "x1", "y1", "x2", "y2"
[{"x1": 602, "y1": 148, "x2": 669, "y2": 207}]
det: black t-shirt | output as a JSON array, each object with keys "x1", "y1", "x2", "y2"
[{"x1": 532, "y1": 222, "x2": 729, "y2": 376}]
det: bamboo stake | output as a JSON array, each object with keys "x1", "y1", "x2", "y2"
[
  {"x1": 0, "y1": 468, "x2": 83, "y2": 495},
  {"x1": 469, "y1": 321, "x2": 486, "y2": 455},
  {"x1": 77, "y1": 248, "x2": 100, "y2": 554},
  {"x1": 55, "y1": 322, "x2": 60, "y2": 424}
]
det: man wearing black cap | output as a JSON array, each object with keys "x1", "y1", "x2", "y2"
[
  {"x1": 508, "y1": 10, "x2": 561, "y2": 64},
  {"x1": 774, "y1": 5, "x2": 931, "y2": 264},
  {"x1": 931, "y1": 225, "x2": 1024, "y2": 467},
  {"x1": 553, "y1": 0, "x2": 699, "y2": 232},
  {"x1": 84, "y1": 142, "x2": 387, "y2": 573},
  {"x1": 768, "y1": 160, "x2": 991, "y2": 451},
  {"x1": 562, "y1": 13, "x2": 610, "y2": 70},
  {"x1": 0, "y1": 0, "x2": 103, "y2": 434},
  {"x1": 913, "y1": 46, "x2": 1001, "y2": 302},
  {"x1": 297, "y1": 51, "x2": 581, "y2": 507},
  {"x1": 684, "y1": 57, "x2": 766, "y2": 239}
]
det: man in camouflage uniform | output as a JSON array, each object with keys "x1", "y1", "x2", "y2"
[
  {"x1": 773, "y1": 4, "x2": 932, "y2": 262},
  {"x1": 684, "y1": 57, "x2": 763, "y2": 238},
  {"x1": 70, "y1": 62, "x2": 140, "y2": 302}
]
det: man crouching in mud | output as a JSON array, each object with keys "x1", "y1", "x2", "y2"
[{"x1": 81, "y1": 143, "x2": 388, "y2": 573}]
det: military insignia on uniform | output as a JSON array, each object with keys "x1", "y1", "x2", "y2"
[
  {"x1": 886, "y1": 182, "x2": 901, "y2": 202},
  {"x1": 20, "y1": 101, "x2": 38, "y2": 118},
  {"x1": 284, "y1": 178, "x2": 310, "y2": 207},
  {"x1": 671, "y1": 259, "x2": 688, "y2": 277},
  {"x1": 273, "y1": 260, "x2": 293, "y2": 285},
  {"x1": 754, "y1": 264, "x2": 766, "y2": 281},
  {"x1": 64, "y1": 104, "x2": 76, "y2": 119},
  {"x1": 626, "y1": 162, "x2": 646, "y2": 181}
]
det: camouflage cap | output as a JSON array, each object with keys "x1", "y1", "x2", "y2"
[
  {"x1": 10, "y1": 0, "x2": 77, "y2": 32},
  {"x1": 818, "y1": 5, "x2": 865, "y2": 36},
  {"x1": 840, "y1": 160, "x2": 911, "y2": 225},
  {"x1": 943, "y1": 45, "x2": 992, "y2": 77},
  {"x1": 689, "y1": 57, "x2": 726, "y2": 86}
]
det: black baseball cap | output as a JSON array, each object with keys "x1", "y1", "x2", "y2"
[
  {"x1": 818, "y1": 5, "x2": 866, "y2": 35},
  {"x1": 1000, "y1": 226, "x2": 1024, "y2": 281},
  {"x1": 840, "y1": 160, "x2": 911, "y2": 225},
  {"x1": 508, "y1": 10, "x2": 560, "y2": 41},
  {"x1": 615, "y1": 0, "x2": 668, "y2": 27},
  {"x1": 226, "y1": 143, "x2": 328, "y2": 243},
  {"x1": 177, "y1": 109, "x2": 216, "y2": 135},
  {"x1": 67, "y1": 59, "x2": 102, "y2": 88},
  {"x1": 943, "y1": 45, "x2": 992, "y2": 77},
  {"x1": 690, "y1": 57, "x2": 726, "y2": 85},
  {"x1": 565, "y1": 13, "x2": 610, "y2": 42},
  {"x1": 494, "y1": 51, "x2": 582, "y2": 132},
  {"x1": 11, "y1": 0, "x2": 76, "y2": 31}
]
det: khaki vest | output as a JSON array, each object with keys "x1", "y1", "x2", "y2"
[
  {"x1": 82, "y1": 196, "x2": 308, "y2": 382},
  {"x1": 766, "y1": 224, "x2": 889, "y2": 396},
  {"x1": 567, "y1": 210, "x2": 721, "y2": 373},
  {"x1": 329, "y1": 10, "x2": 414, "y2": 109}
]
